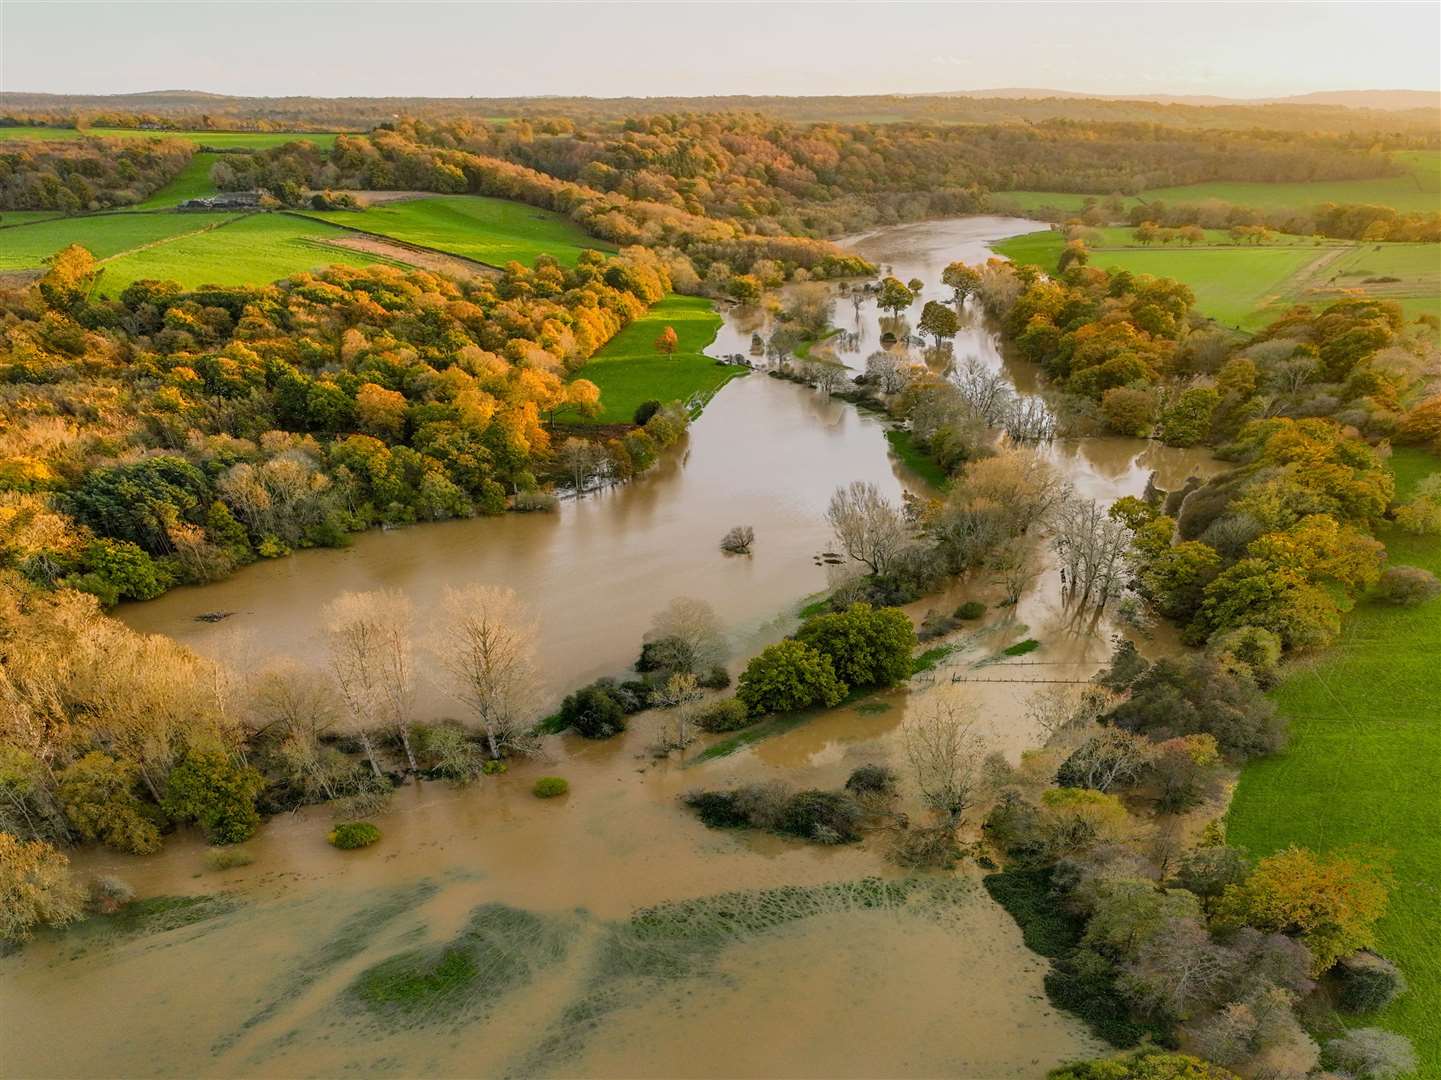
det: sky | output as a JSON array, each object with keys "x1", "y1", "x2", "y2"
[{"x1": 3, "y1": 1, "x2": 1439, "y2": 100}]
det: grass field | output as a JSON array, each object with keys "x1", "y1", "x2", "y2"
[
  {"x1": 0, "y1": 127, "x2": 339, "y2": 149},
  {"x1": 91, "y1": 213, "x2": 388, "y2": 293},
  {"x1": 1227, "y1": 447, "x2": 1441, "y2": 1072},
  {"x1": 994, "y1": 227, "x2": 1439, "y2": 332},
  {"x1": 0, "y1": 210, "x2": 64, "y2": 228},
  {"x1": 131, "y1": 152, "x2": 221, "y2": 209},
  {"x1": 0, "y1": 212, "x2": 231, "y2": 267},
  {"x1": 558, "y1": 294, "x2": 733, "y2": 424},
  {"x1": 301, "y1": 195, "x2": 605, "y2": 268},
  {"x1": 997, "y1": 150, "x2": 1441, "y2": 216}
]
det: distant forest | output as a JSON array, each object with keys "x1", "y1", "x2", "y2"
[{"x1": 4, "y1": 88, "x2": 1440, "y2": 136}]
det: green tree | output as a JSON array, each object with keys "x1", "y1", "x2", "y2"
[
  {"x1": 57, "y1": 752, "x2": 162, "y2": 855},
  {"x1": 1159, "y1": 387, "x2": 1220, "y2": 447},
  {"x1": 161, "y1": 748, "x2": 263, "y2": 845},
  {"x1": 795, "y1": 603, "x2": 916, "y2": 689},
  {"x1": 0, "y1": 833, "x2": 85, "y2": 943},
  {"x1": 917, "y1": 300, "x2": 961, "y2": 348},
  {"x1": 736, "y1": 640, "x2": 847, "y2": 716},
  {"x1": 941, "y1": 261, "x2": 982, "y2": 305},
  {"x1": 876, "y1": 276, "x2": 915, "y2": 318}
]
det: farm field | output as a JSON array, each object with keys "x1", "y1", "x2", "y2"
[
  {"x1": 91, "y1": 213, "x2": 388, "y2": 293},
  {"x1": 0, "y1": 211, "x2": 229, "y2": 267},
  {"x1": 1227, "y1": 447, "x2": 1441, "y2": 1072},
  {"x1": 0, "y1": 126, "x2": 340, "y2": 149},
  {"x1": 996, "y1": 150, "x2": 1441, "y2": 216},
  {"x1": 131, "y1": 151, "x2": 221, "y2": 209},
  {"x1": 0, "y1": 210, "x2": 64, "y2": 227},
  {"x1": 995, "y1": 226, "x2": 1440, "y2": 331},
  {"x1": 301, "y1": 194, "x2": 605, "y2": 267},
  {"x1": 559, "y1": 293, "x2": 733, "y2": 424}
]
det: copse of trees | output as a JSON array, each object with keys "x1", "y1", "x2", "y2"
[
  {"x1": 0, "y1": 244, "x2": 690, "y2": 605},
  {"x1": 0, "y1": 136, "x2": 194, "y2": 211}
]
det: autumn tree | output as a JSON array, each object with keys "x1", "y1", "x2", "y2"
[
  {"x1": 942, "y1": 261, "x2": 982, "y2": 306},
  {"x1": 431, "y1": 584, "x2": 541, "y2": 759},
  {"x1": 877, "y1": 276, "x2": 916, "y2": 318},
  {"x1": 0, "y1": 833, "x2": 85, "y2": 942},
  {"x1": 654, "y1": 325, "x2": 679, "y2": 354},
  {"x1": 918, "y1": 300, "x2": 961, "y2": 348}
]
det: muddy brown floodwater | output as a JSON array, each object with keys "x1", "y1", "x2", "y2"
[{"x1": 1, "y1": 216, "x2": 1220, "y2": 1079}]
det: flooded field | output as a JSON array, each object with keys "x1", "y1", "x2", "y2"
[{"x1": 3, "y1": 215, "x2": 1220, "y2": 1078}]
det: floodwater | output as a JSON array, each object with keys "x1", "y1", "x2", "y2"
[{"x1": 2, "y1": 215, "x2": 1221, "y2": 1079}]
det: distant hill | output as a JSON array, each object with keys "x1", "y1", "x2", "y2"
[{"x1": 933, "y1": 88, "x2": 1440, "y2": 112}]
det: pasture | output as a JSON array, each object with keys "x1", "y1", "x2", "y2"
[
  {"x1": 132, "y1": 152, "x2": 221, "y2": 209},
  {"x1": 302, "y1": 195, "x2": 605, "y2": 268},
  {"x1": 1227, "y1": 447, "x2": 1441, "y2": 1071},
  {"x1": 91, "y1": 213, "x2": 387, "y2": 292},
  {"x1": 0, "y1": 127, "x2": 340, "y2": 149},
  {"x1": 994, "y1": 227, "x2": 1439, "y2": 331},
  {"x1": 0, "y1": 211, "x2": 227, "y2": 267},
  {"x1": 559, "y1": 293, "x2": 733, "y2": 424}
]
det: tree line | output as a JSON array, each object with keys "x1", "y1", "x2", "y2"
[{"x1": 0, "y1": 136, "x2": 194, "y2": 212}]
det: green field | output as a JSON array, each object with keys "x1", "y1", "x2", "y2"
[
  {"x1": 91, "y1": 213, "x2": 387, "y2": 293},
  {"x1": 559, "y1": 293, "x2": 733, "y2": 424},
  {"x1": 1228, "y1": 448, "x2": 1441, "y2": 1072},
  {"x1": 131, "y1": 152, "x2": 221, "y2": 209},
  {"x1": 0, "y1": 210, "x2": 64, "y2": 228},
  {"x1": 0, "y1": 127, "x2": 339, "y2": 149},
  {"x1": 302, "y1": 195, "x2": 605, "y2": 268},
  {"x1": 997, "y1": 151, "x2": 1441, "y2": 216},
  {"x1": 995, "y1": 227, "x2": 1439, "y2": 331},
  {"x1": 0, "y1": 212, "x2": 230, "y2": 267}
]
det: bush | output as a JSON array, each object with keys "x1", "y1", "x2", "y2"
[
  {"x1": 89, "y1": 875, "x2": 134, "y2": 915},
  {"x1": 0, "y1": 835, "x2": 85, "y2": 942},
  {"x1": 532, "y1": 777, "x2": 569, "y2": 798},
  {"x1": 204, "y1": 848, "x2": 254, "y2": 872},
  {"x1": 720, "y1": 525, "x2": 755, "y2": 553},
  {"x1": 57, "y1": 751, "x2": 163, "y2": 855},
  {"x1": 558, "y1": 684, "x2": 627, "y2": 739},
  {"x1": 1206, "y1": 625, "x2": 1283, "y2": 687},
  {"x1": 1104, "y1": 654, "x2": 1284, "y2": 760},
  {"x1": 1048, "y1": 1048, "x2": 1238, "y2": 1079},
  {"x1": 1335, "y1": 950, "x2": 1408, "y2": 1013},
  {"x1": 695, "y1": 697, "x2": 751, "y2": 733},
  {"x1": 796, "y1": 603, "x2": 916, "y2": 690},
  {"x1": 955, "y1": 601, "x2": 987, "y2": 620},
  {"x1": 683, "y1": 790, "x2": 749, "y2": 828},
  {"x1": 735, "y1": 639, "x2": 847, "y2": 716},
  {"x1": 511, "y1": 490, "x2": 558, "y2": 512},
  {"x1": 1323, "y1": 1028, "x2": 1418, "y2": 1079},
  {"x1": 697, "y1": 665, "x2": 731, "y2": 690},
  {"x1": 843, "y1": 764, "x2": 897, "y2": 796},
  {"x1": 161, "y1": 748, "x2": 264, "y2": 845},
  {"x1": 1374, "y1": 564, "x2": 1440, "y2": 606},
  {"x1": 328, "y1": 822, "x2": 381, "y2": 849},
  {"x1": 1171, "y1": 845, "x2": 1251, "y2": 904},
  {"x1": 632, "y1": 400, "x2": 662, "y2": 426},
  {"x1": 777, "y1": 790, "x2": 862, "y2": 843}
]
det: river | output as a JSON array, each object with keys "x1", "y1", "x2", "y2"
[{"x1": 1, "y1": 216, "x2": 1219, "y2": 1079}]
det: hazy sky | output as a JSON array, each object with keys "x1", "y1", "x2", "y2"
[{"x1": 3, "y1": 1, "x2": 1439, "y2": 99}]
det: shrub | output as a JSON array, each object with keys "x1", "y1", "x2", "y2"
[
  {"x1": 1334, "y1": 950, "x2": 1408, "y2": 1013},
  {"x1": 88, "y1": 875, "x2": 135, "y2": 915},
  {"x1": 1374, "y1": 564, "x2": 1440, "y2": 606},
  {"x1": 795, "y1": 602, "x2": 916, "y2": 689},
  {"x1": 683, "y1": 790, "x2": 749, "y2": 828},
  {"x1": 532, "y1": 777, "x2": 569, "y2": 799},
  {"x1": 1171, "y1": 845, "x2": 1251, "y2": 905},
  {"x1": 843, "y1": 764, "x2": 897, "y2": 796},
  {"x1": 161, "y1": 748, "x2": 264, "y2": 845},
  {"x1": 558, "y1": 684, "x2": 627, "y2": 739},
  {"x1": 0, "y1": 834, "x2": 85, "y2": 942},
  {"x1": 511, "y1": 490, "x2": 558, "y2": 513},
  {"x1": 720, "y1": 525, "x2": 755, "y2": 553},
  {"x1": 420, "y1": 724, "x2": 485, "y2": 783},
  {"x1": 695, "y1": 697, "x2": 751, "y2": 733},
  {"x1": 777, "y1": 790, "x2": 862, "y2": 843},
  {"x1": 329, "y1": 822, "x2": 381, "y2": 849},
  {"x1": 955, "y1": 600, "x2": 987, "y2": 620},
  {"x1": 735, "y1": 639, "x2": 847, "y2": 715},
  {"x1": 1047, "y1": 1048, "x2": 1238, "y2": 1079},
  {"x1": 632, "y1": 400, "x2": 662, "y2": 426},
  {"x1": 1104, "y1": 654, "x2": 1284, "y2": 760},
  {"x1": 1323, "y1": 1028, "x2": 1418, "y2": 1079},
  {"x1": 697, "y1": 665, "x2": 731, "y2": 690},
  {"x1": 1205, "y1": 625, "x2": 1282, "y2": 687},
  {"x1": 204, "y1": 848, "x2": 254, "y2": 872}
]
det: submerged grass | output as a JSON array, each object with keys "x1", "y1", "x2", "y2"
[{"x1": 885, "y1": 428, "x2": 949, "y2": 489}]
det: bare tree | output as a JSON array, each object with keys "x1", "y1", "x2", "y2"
[
  {"x1": 720, "y1": 525, "x2": 755, "y2": 554},
  {"x1": 990, "y1": 543, "x2": 1039, "y2": 606},
  {"x1": 1003, "y1": 396, "x2": 1058, "y2": 443},
  {"x1": 431, "y1": 584, "x2": 541, "y2": 759},
  {"x1": 903, "y1": 695, "x2": 985, "y2": 826},
  {"x1": 809, "y1": 358, "x2": 849, "y2": 395},
  {"x1": 951, "y1": 356, "x2": 1014, "y2": 425},
  {"x1": 864, "y1": 350, "x2": 907, "y2": 395},
  {"x1": 826, "y1": 480, "x2": 908, "y2": 577},
  {"x1": 558, "y1": 438, "x2": 602, "y2": 494},
  {"x1": 653, "y1": 672, "x2": 703, "y2": 751},
  {"x1": 1052, "y1": 498, "x2": 1134, "y2": 613},
  {"x1": 646, "y1": 596, "x2": 729, "y2": 673},
  {"x1": 322, "y1": 589, "x2": 417, "y2": 776},
  {"x1": 1025, "y1": 684, "x2": 1119, "y2": 745},
  {"x1": 1058, "y1": 728, "x2": 1153, "y2": 792}
]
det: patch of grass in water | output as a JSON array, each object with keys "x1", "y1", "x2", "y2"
[
  {"x1": 1004, "y1": 638, "x2": 1041, "y2": 657},
  {"x1": 855, "y1": 701, "x2": 892, "y2": 715},
  {"x1": 105, "y1": 893, "x2": 241, "y2": 937},
  {"x1": 911, "y1": 641, "x2": 960, "y2": 675},
  {"x1": 689, "y1": 710, "x2": 813, "y2": 764},
  {"x1": 885, "y1": 428, "x2": 949, "y2": 489}
]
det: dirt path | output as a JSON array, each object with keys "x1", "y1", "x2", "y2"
[{"x1": 320, "y1": 231, "x2": 500, "y2": 279}]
